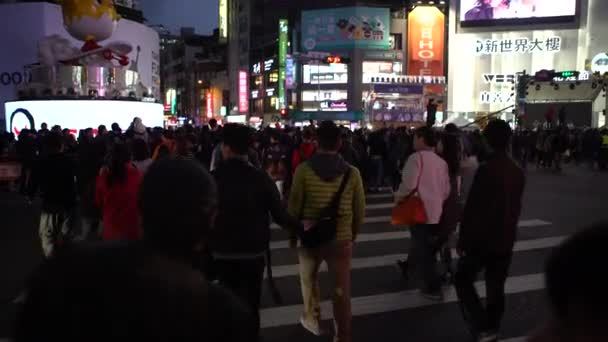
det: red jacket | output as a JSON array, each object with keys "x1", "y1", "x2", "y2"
[
  {"x1": 292, "y1": 142, "x2": 316, "y2": 174},
  {"x1": 96, "y1": 164, "x2": 143, "y2": 241}
]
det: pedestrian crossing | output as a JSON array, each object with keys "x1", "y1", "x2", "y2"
[{"x1": 262, "y1": 191, "x2": 560, "y2": 341}]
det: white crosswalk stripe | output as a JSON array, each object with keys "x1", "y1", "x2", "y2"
[
  {"x1": 267, "y1": 236, "x2": 566, "y2": 278},
  {"x1": 261, "y1": 273, "x2": 545, "y2": 328},
  {"x1": 366, "y1": 193, "x2": 394, "y2": 199},
  {"x1": 271, "y1": 217, "x2": 551, "y2": 230},
  {"x1": 269, "y1": 219, "x2": 552, "y2": 249}
]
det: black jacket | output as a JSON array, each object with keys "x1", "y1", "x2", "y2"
[
  {"x1": 210, "y1": 158, "x2": 299, "y2": 256},
  {"x1": 459, "y1": 153, "x2": 525, "y2": 255},
  {"x1": 29, "y1": 153, "x2": 78, "y2": 211}
]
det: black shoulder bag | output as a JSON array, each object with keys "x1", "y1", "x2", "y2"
[{"x1": 300, "y1": 169, "x2": 352, "y2": 249}]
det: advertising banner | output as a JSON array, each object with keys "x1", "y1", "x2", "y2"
[
  {"x1": 238, "y1": 71, "x2": 249, "y2": 113},
  {"x1": 5, "y1": 100, "x2": 163, "y2": 135},
  {"x1": 219, "y1": 0, "x2": 228, "y2": 41},
  {"x1": 372, "y1": 85, "x2": 425, "y2": 123},
  {"x1": 408, "y1": 6, "x2": 445, "y2": 77},
  {"x1": 301, "y1": 7, "x2": 390, "y2": 51},
  {"x1": 278, "y1": 19, "x2": 288, "y2": 109},
  {"x1": 374, "y1": 84, "x2": 424, "y2": 94},
  {"x1": 460, "y1": 0, "x2": 576, "y2": 25}
]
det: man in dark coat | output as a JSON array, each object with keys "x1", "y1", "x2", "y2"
[{"x1": 455, "y1": 119, "x2": 525, "y2": 342}]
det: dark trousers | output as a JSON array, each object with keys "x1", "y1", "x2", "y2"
[
  {"x1": 455, "y1": 252, "x2": 512, "y2": 334},
  {"x1": 215, "y1": 257, "x2": 265, "y2": 336},
  {"x1": 409, "y1": 224, "x2": 442, "y2": 292}
]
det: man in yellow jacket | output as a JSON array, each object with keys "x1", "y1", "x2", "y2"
[{"x1": 288, "y1": 121, "x2": 365, "y2": 342}]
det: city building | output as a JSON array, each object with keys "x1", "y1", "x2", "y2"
[
  {"x1": 224, "y1": 0, "x2": 449, "y2": 126},
  {"x1": 447, "y1": 0, "x2": 607, "y2": 128},
  {"x1": 157, "y1": 27, "x2": 228, "y2": 124}
]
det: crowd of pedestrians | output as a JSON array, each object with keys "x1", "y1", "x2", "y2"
[{"x1": 1, "y1": 117, "x2": 607, "y2": 342}]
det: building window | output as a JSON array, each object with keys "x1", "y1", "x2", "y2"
[
  {"x1": 302, "y1": 64, "x2": 348, "y2": 84},
  {"x1": 268, "y1": 71, "x2": 279, "y2": 83},
  {"x1": 390, "y1": 34, "x2": 402, "y2": 50}
]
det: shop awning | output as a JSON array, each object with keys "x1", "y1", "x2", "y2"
[{"x1": 291, "y1": 110, "x2": 364, "y2": 122}]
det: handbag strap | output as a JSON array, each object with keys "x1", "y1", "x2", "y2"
[
  {"x1": 413, "y1": 152, "x2": 424, "y2": 192},
  {"x1": 328, "y1": 168, "x2": 352, "y2": 212}
]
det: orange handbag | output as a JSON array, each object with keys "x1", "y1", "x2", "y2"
[{"x1": 391, "y1": 153, "x2": 427, "y2": 226}]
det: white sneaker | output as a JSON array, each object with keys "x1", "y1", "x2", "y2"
[
  {"x1": 300, "y1": 316, "x2": 322, "y2": 336},
  {"x1": 478, "y1": 332, "x2": 498, "y2": 342}
]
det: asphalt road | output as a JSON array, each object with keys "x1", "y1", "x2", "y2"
[{"x1": 1, "y1": 165, "x2": 607, "y2": 341}]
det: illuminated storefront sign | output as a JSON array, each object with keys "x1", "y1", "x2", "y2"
[
  {"x1": 366, "y1": 74, "x2": 446, "y2": 84},
  {"x1": 252, "y1": 62, "x2": 261, "y2": 75},
  {"x1": 6, "y1": 100, "x2": 163, "y2": 135},
  {"x1": 302, "y1": 90, "x2": 347, "y2": 102},
  {"x1": 303, "y1": 64, "x2": 348, "y2": 84},
  {"x1": 553, "y1": 70, "x2": 590, "y2": 82},
  {"x1": 206, "y1": 91, "x2": 213, "y2": 118},
  {"x1": 408, "y1": 6, "x2": 445, "y2": 76},
  {"x1": 238, "y1": 71, "x2": 248, "y2": 113},
  {"x1": 479, "y1": 73, "x2": 516, "y2": 104},
  {"x1": 483, "y1": 74, "x2": 517, "y2": 84},
  {"x1": 252, "y1": 59, "x2": 277, "y2": 75},
  {"x1": 251, "y1": 90, "x2": 259, "y2": 99},
  {"x1": 264, "y1": 58, "x2": 275, "y2": 72},
  {"x1": 320, "y1": 101, "x2": 347, "y2": 111},
  {"x1": 286, "y1": 56, "x2": 295, "y2": 89},
  {"x1": 219, "y1": 0, "x2": 227, "y2": 41},
  {"x1": 266, "y1": 88, "x2": 276, "y2": 96},
  {"x1": 475, "y1": 36, "x2": 561, "y2": 55},
  {"x1": 363, "y1": 61, "x2": 400, "y2": 74},
  {"x1": 278, "y1": 19, "x2": 288, "y2": 109},
  {"x1": 165, "y1": 88, "x2": 176, "y2": 115}
]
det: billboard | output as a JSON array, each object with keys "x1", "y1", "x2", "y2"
[
  {"x1": 219, "y1": 0, "x2": 228, "y2": 41},
  {"x1": 460, "y1": 0, "x2": 577, "y2": 26},
  {"x1": 0, "y1": 2, "x2": 160, "y2": 126},
  {"x1": 278, "y1": 19, "x2": 288, "y2": 109},
  {"x1": 408, "y1": 6, "x2": 445, "y2": 77},
  {"x1": 238, "y1": 71, "x2": 248, "y2": 113},
  {"x1": 372, "y1": 86, "x2": 425, "y2": 123},
  {"x1": 5, "y1": 100, "x2": 164, "y2": 135},
  {"x1": 301, "y1": 7, "x2": 390, "y2": 51}
]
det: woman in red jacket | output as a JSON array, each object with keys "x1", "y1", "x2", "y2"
[{"x1": 96, "y1": 143, "x2": 143, "y2": 241}]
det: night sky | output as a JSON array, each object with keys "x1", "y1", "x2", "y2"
[{"x1": 140, "y1": 0, "x2": 219, "y2": 35}]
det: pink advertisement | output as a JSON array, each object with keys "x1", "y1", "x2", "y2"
[
  {"x1": 238, "y1": 71, "x2": 248, "y2": 114},
  {"x1": 460, "y1": 0, "x2": 576, "y2": 23}
]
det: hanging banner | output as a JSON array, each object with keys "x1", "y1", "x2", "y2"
[
  {"x1": 278, "y1": 19, "x2": 288, "y2": 109},
  {"x1": 206, "y1": 91, "x2": 213, "y2": 118},
  {"x1": 219, "y1": 0, "x2": 228, "y2": 42},
  {"x1": 238, "y1": 71, "x2": 248, "y2": 113},
  {"x1": 407, "y1": 6, "x2": 445, "y2": 77}
]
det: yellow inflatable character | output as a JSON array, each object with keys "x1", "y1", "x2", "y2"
[{"x1": 59, "y1": 0, "x2": 120, "y2": 51}]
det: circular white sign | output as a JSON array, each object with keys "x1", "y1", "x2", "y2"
[{"x1": 591, "y1": 53, "x2": 608, "y2": 74}]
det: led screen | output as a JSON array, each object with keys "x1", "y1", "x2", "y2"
[
  {"x1": 460, "y1": 0, "x2": 576, "y2": 25},
  {"x1": 5, "y1": 100, "x2": 164, "y2": 136}
]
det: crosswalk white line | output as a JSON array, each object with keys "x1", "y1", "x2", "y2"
[
  {"x1": 260, "y1": 273, "x2": 545, "y2": 328},
  {"x1": 367, "y1": 193, "x2": 394, "y2": 199},
  {"x1": 366, "y1": 203, "x2": 393, "y2": 210},
  {"x1": 270, "y1": 219, "x2": 552, "y2": 248},
  {"x1": 501, "y1": 338, "x2": 527, "y2": 342},
  {"x1": 267, "y1": 236, "x2": 566, "y2": 279},
  {"x1": 270, "y1": 231, "x2": 404, "y2": 250},
  {"x1": 272, "y1": 218, "x2": 552, "y2": 230},
  {"x1": 271, "y1": 215, "x2": 394, "y2": 230}
]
